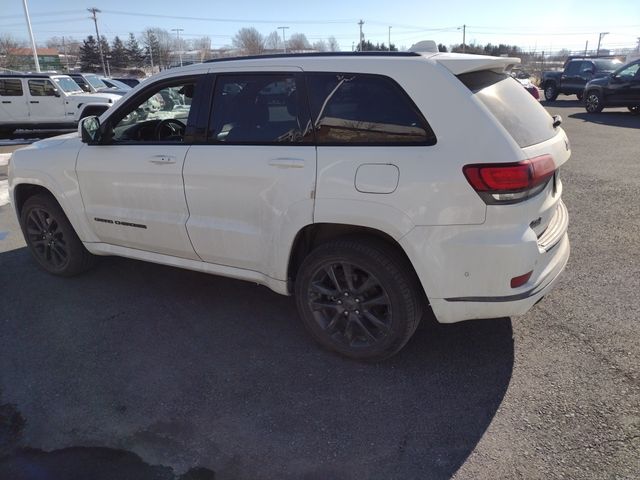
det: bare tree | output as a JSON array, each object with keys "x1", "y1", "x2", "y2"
[
  {"x1": 0, "y1": 35, "x2": 24, "y2": 70},
  {"x1": 288, "y1": 33, "x2": 310, "y2": 51},
  {"x1": 232, "y1": 27, "x2": 264, "y2": 55},
  {"x1": 327, "y1": 36, "x2": 340, "y2": 52},
  {"x1": 313, "y1": 40, "x2": 328, "y2": 52},
  {"x1": 193, "y1": 36, "x2": 212, "y2": 62},
  {"x1": 264, "y1": 31, "x2": 281, "y2": 51}
]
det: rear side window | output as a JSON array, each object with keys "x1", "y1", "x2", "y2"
[
  {"x1": 208, "y1": 74, "x2": 312, "y2": 144},
  {"x1": 306, "y1": 73, "x2": 436, "y2": 145},
  {"x1": 28, "y1": 80, "x2": 57, "y2": 97},
  {"x1": 564, "y1": 61, "x2": 582, "y2": 75},
  {"x1": 458, "y1": 71, "x2": 556, "y2": 148},
  {"x1": 0, "y1": 79, "x2": 23, "y2": 96}
]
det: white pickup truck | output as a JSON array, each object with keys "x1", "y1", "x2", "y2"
[{"x1": 0, "y1": 73, "x2": 120, "y2": 136}]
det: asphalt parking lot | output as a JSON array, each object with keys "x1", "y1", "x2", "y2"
[{"x1": 0, "y1": 101, "x2": 638, "y2": 479}]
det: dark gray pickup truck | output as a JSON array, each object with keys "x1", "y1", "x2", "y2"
[{"x1": 542, "y1": 58, "x2": 623, "y2": 101}]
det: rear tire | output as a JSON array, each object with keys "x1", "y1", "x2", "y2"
[
  {"x1": 20, "y1": 193, "x2": 96, "y2": 276},
  {"x1": 585, "y1": 90, "x2": 604, "y2": 113},
  {"x1": 294, "y1": 237, "x2": 423, "y2": 361},
  {"x1": 628, "y1": 106, "x2": 640, "y2": 115},
  {"x1": 544, "y1": 83, "x2": 558, "y2": 101},
  {"x1": 576, "y1": 92, "x2": 584, "y2": 101}
]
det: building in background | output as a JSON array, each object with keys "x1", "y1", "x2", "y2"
[{"x1": 5, "y1": 48, "x2": 62, "y2": 72}]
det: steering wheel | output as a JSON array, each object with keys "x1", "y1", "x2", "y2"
[{"x1": 155, "y1": 118, "x2": 186, "y2": 140}]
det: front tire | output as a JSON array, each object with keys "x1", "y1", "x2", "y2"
[
  {"x1": 294, "y1": 238, "x2": 423, "y2": 361},
  {"x1": 628, "y1": 106, "x2": 640, "y2": 115},
  {"x1": 544, "y1": 83, "x2": 559, "y2": 101},
  {"x1": 585, "y1": 91, "x2": 604, "y2": 113},
  {"x1": 20, "y1": 193, "x2": 96, "y2": 276}
]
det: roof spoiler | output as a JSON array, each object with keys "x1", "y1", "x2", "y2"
[{"x1": 434, "y1": 54, "x2": 521, "y2": 75}]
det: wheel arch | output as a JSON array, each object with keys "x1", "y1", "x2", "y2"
[
  {"x1": 286, "y1": 223, "x2": 428, "y2": 301},
  {"x1": 78, "y1": 103, "x2": 110, "y2": 120}
]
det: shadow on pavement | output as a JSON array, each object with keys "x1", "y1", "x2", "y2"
[
  {"x1": 540, "y1": 99, "x2": 584, "y2": 108},
  {"x1": 0, "y1": 248, "x2": 515, "y2": 479},
  {"x1": 569, "y1": 111, "x2": 640, "y2": 129}
]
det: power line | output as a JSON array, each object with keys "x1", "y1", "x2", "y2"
[{"x1": 88, "y1": 7, "x2": 107, "y2": 76}]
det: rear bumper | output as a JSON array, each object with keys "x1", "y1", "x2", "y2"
[
  {"x1": 400, "y1": 200, "x2": 570, "y2": 324},
  {"x1": 429, "y1": 233, "x2": 569, "y2": 323}
]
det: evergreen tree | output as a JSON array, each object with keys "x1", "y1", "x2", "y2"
[
  {"x1": 79, "y1": 35, "x2": 100, "y2": 71},
  {"x1": 126, "y1": 33, "x2": 144, "y2": 67},
  {"x1": 110, "y1": 36, "x2": 128, "y2": 69}
]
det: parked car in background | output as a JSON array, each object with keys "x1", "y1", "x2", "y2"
[
  {"x1": 583, "y1": 59, "x2": 640, "y2": 113},
  {"x1": 0, "y1": 73, "x2": 119, "y2": 136},
  {"x1": 99, "y1": 77, "x2": 133, "y2": 92},
  {"x1": 113, "y1": 77, "x2": 141, "y2": 88},
  {"x1": 511, "y1": 70, "x2": 540, "y2": 100},
  {"x1": 542, "y1": 58, "x2": 623, "y2": 101},
  {"x1": 68, "y1": 73, "x2": 127, "y2": 96},
  {"x1": 9, "y1": 50, "x2": 570, "y2": 360}
]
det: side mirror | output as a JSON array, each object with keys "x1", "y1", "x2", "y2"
[
  {"x1": 53, "y1": 89, "x2": 61, "y2": 97},
  {"x1": 79, "y1": 116, "x2": 101, "y2": 144}
]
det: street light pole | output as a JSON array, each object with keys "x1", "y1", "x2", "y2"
[
  {"x1": 596, "y1": 32, "x2": 609, "y2": 56},
  {"x1": 388, "y1": 26, "x2": 391, "y2": 50},
  {"x1": 22, "y1": 0, "x2": 41, "y2": 72},
  {"x1": 171, "y1": 28, "x2": 184, "y2": 67},
  {"x1": 278, "y1": 26, "x2": 289, "y2": 53},
  {"x1": 358, "y1": 19, "x2": 364, "y2": 52}
]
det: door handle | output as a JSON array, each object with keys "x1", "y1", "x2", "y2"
[
  {"x1": 29, "y1": 101, "x2": 39, "y2": 104},
  {"x1": 268, "y1": 158, "x2": 305, "y2": 169},
  {"x1": 148, "y1": 155, "x2": 176, "y2": 165},
  {"x1": 1, "y1": 101, "x2": 11, "y2": 104}
]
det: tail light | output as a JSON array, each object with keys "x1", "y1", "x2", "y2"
[{"x1": 463, "y1": 154, "x2": 556, "y2": 204}]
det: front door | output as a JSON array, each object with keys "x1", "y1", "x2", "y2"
[
  {"x1": 26, "y1": 79, "x2": 65, "y2": 122},
  {"x1": 184, "y1": 72, "x2": 316, "y2": 277},
  {"x1": 76, "y1": 76, "x2": 204, "y2": 260},
  {"x1": 605, "y1": 62, "x2": 640, "y2": 105}
]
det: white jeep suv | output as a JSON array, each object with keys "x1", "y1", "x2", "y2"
[
  {"x1": 8, "y1": 51, "x2": 570, "y2": 360},
  {"x1": 0, "y1": 74, "x2": 120, "y2": 136}
]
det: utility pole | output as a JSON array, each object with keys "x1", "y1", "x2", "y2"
[
  {"x1": 278, "y1": 26, "x2": 289, "y2": 53},
  {"x1": 358, "y1": 19, "x2": 364, "y2": 52},
  {"x1": 388, "y1": 26, "x2": 392, "y2": 51},
  {"x1": 596, "y1": 32, "x2": 609, "y2": 56},
  {"x1": 171, "y1": 28, "x2": 184, "y2": 67},
  {"x1": 147, "y1": 31, "x2": 155, "y2": 73},
  {"x1": 88, "y1": 8, "x2": 106, "y2": 76},
  {"x1": 462, "y1": 24, "x2": 466, "y2": 53},
  {"x1": 584, "y1": 40, "x2": 588, "y2": 57},
  {"x1": 22, "y1": 0, "x2": 40, "y2": 72}
]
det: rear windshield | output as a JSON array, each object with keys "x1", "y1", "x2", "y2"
[
  {"x1": 458, "y1": 71, "x2": 556, "y2": 148},
  {"x1": 593, "y1": 59, "x2": 623, "y2": 72}
]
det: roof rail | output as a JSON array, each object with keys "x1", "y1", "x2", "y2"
[{"x1": 204, "y1": 51, "x2": 421, "y2": 64}]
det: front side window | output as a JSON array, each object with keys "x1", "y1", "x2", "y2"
[
  {"x1": 208, "y1": 74, "x2": 311, "y2": 144},
  {"x1": 28, "y1": 80, "x2": 58, "y2": 97},
  {"x1": 0, "y1": 79, "x2": 23, "y2": 96},
  {"x1": 564, "y1": 61, "x2": 582, "y2": 75},
  {"x1": 111, "y1": 79, "x2": 196, "y2": 143},
  {"x1": 306, "y1": 73, "x2": 435, "y2": 145}
]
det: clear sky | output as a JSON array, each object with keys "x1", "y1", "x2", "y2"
[{"x1": 2, "y1": 0, "x2": 639, "y2": 53}]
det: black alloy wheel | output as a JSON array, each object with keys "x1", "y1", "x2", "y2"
[
  {"x1": 295, "y1": 238, "x2": 423, "y2": 361},
  {"x1": 20, "y1": 194, "x2": 95, "y2": 276}
]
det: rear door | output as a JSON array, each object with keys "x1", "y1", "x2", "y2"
[
  {"x1": 183, "y1": 71, "x2": 316, "y2": 277},
  {"x1": 0, "y1": 78, "x2": 28, "y2": 123},
  {"x1": 26, "y1": 79, "x2": 65, "y2": 122}
]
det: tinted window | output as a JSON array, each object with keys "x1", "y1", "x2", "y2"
[
  {"x1": 593, "y1": 59, "x2": 623, "y2": 72},
  {"x1": 307, "y1": 73, "x2": 435, "y2": 145},
  {"x1": 564, "y1": 61, "x2": 582, "y2": 74},
  {"x1": 580, "y1": 62, "x2": 595, "y2": 73},
  {"x1": 209, "y1": 74, "x2": 311, "y2": 144},
  {"x1": 458, "y1": 71, "x2": 556, "y2": 148},
  {"x1": 0, "y1": 79, "x2": 23, "y2": 96},
  {"x1": 28, "y1": 80, "x2": 57, "y2": 97},
  {"x1": 617, "y1": 62, "x2": 640, "y2": 80}
]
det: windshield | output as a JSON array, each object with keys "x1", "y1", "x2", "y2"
[
  {"x1": 52, "y1": 76, "x2": 83, "y2": 93},
  {"x1": 458, "y1": 70, "x2": 556, "y2": 148},
  {"x1": 85, "y1": 74, "x2": 107, "y2": 89},
  {"x1": 593, "y1": 59, "x2": 623, "y2": 72}
]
